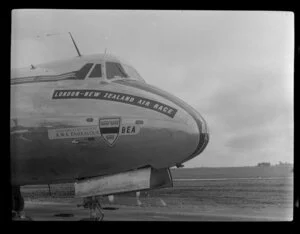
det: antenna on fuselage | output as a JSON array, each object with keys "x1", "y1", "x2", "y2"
[
  {"x1": 68, "y1": 32, "x2": 82, "y2": 57},
  {"x1": 41, "y1": 32, "x2": 82, "y2": 57}
]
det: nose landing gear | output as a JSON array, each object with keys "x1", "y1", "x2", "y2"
[{"x1": 77, "y1": 196, "x2": 104, "y2": 221}]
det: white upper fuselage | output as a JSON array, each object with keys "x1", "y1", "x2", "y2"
[{"x1": 11, "y1": 54, "x2": 145, "y2": 82}]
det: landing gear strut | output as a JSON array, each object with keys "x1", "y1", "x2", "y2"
[
  {"x1": 12, "y1": 186, "x2": 25, "y2": 219},
  {"x1": 78, "y1": 196, "x2": 104, "y2": 221}
]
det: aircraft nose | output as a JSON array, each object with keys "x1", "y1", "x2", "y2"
[
  {"x1": 112, "y1": 80, "x2": 209, "y2": 166},
  {"x1": 181, "y1": 107, "x2": 210, "y2": 164},
  {"x1": 194, "y1": 110, "x2": 209, "y2": 156}
]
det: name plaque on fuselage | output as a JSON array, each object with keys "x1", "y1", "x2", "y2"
[
  {"x1": 52, "y1": 89, "x2": 177, "y2": 118},
  {"x1": 48, "y1": 126, "x2": 101, "y2": 140}
]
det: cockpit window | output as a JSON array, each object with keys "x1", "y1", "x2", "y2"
[
  {"x1": 106, "y1": 62, "x2": 128, "y2": 79},
  {"x1": 76, "y1": 63, "x2": 94, "y2": 79},
  {"x1": 89, "y1": 64, "x2": 102, "y2": 78},
  {"x1": 122, "y1": 64, "x2": 145, "y2": 83}
]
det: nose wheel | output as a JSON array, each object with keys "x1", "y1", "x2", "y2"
[{"x1": 78, "y1": 196, "x2": 104, "y2": 221}]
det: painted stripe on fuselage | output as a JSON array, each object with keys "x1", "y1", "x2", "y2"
[
  {"x1": 11, "y1": 72, "x2": 76, "y2": 85},
  {"x1": 11, "y1": 63, "x2": 94, "y2": 85},
  {"x1": 52, "y1": 89, "x2": 178, "y2": 118}
]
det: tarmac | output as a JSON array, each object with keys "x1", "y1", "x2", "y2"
[{"x1": 16, "y1": 199, "x2": 292, "y2": 221}]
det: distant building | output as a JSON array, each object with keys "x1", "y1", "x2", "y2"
[
  {"x1": 276, "y1": 161, "x2": 293, "y2": 167},
  {"x1": 257, "y1": 162, "x2": 271, "y2": 167}
]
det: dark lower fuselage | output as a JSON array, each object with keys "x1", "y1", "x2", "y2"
[{"x1": 10, "y1": 79, "x2": 209, "y2": 185}]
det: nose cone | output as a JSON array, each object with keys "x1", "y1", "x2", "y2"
[
  {"x1": 193, "y1": 110, "x2": 209, "y2": 156},
  {"x1": 181, "y1": 106, "x2": 210, "y2": 164},
  {"x1": 113, "y1": 80, "x2": 209, "y2": 166}
]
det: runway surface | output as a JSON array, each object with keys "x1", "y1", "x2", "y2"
[
  {"x1": 18, "y1": 167, "x2": 294, "y2": 221},
  {"x1": 23, "y1": 200, "x2": 291, "y2": 221}
]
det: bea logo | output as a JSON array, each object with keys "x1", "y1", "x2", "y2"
[{"x1": 120, "y1": 125, "x2": 140, "y2": 135}]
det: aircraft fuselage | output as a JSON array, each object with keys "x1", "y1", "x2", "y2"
[{"x1": 10, "y1": 55, "x2": 209, "y2": 186}]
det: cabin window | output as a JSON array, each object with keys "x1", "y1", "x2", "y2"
[
  {"x1": 106, "y1": 62, "x2": 128, "y2": 79},
  {"x1": 89, "y1": 64, "x2": 102, "y2": 78}
]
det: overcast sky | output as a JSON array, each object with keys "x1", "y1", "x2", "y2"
[{"x1": 11, "y1": 10, "x2": 294, "y2": 167}]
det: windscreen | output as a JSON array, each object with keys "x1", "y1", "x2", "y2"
[
  {"x1": 106, "y1": 62, "x2": 128, "y2": 79},
  {"x1": 122, "y1": 64, "x2": 145, "y2": 83},
  {"x1": 89, "y1": 64, "x2": 102, "y2": 78}
]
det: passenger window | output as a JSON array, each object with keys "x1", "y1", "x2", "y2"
[
  {"x1": 89, "y1": 64, "x2": 102, "y2": 78},
  {"x1": 106, "y1": 62, "x2": 128, "y2": 79}
]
